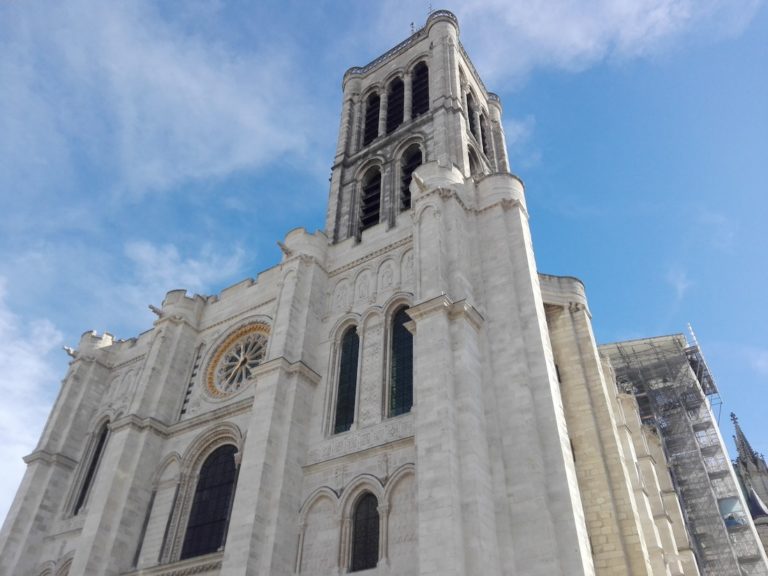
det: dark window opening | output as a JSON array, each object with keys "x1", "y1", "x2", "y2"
[
  {"x1": 334, "y1": 327, "x2": 360, "y2": 433},
  {"x1": 386, "y1": 79, "x2": 404, "y2": 134},
  {"x1": 400, "y1": 145, "x2": 422, "y2": 211},
  {"x1": 73, "y1": 424, "x2": 109, "y2": 515},
  {"x1": 181, "y1": 445, "x2": 238, "y2": 560},
  {"x1": 351, "y1": 493, "x2": 380, "y2": 571},
  {"x1": 363, "y1": 93, "x2": 380, "y2": 146},
  {"x1": 466, "y1": 92, "x2": 478, "y2": 138},
  {"x1": 479, "y1": 113, "x2": 489, "y2": 155},
  {"x1": 390, "y1": 307, "x2": 414, "y2": 416},
  {"x1": 360, "y1": 169, "x2": 381, "y2": 231},
  {"x1": 411, "y1": 62, "x2": 429, "y2": 118}
]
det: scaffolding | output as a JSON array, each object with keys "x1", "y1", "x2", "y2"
[{"x1": 601, "y1": 334, "x2": 767, "y2": 576}]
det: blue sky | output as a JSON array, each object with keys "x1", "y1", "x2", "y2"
[{"x1": 0, "y1": 0, "x2": 766, "y2": 524}]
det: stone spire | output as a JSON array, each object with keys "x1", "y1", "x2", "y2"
[{"x1": 733, "y1": 412, "x2": 760, "y2": 465}]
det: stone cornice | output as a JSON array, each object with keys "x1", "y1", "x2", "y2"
[
  {"x1": 120, "y1": 552, "x2": 223, "y2": 576},
  {"x1": 23, "y1": 449, "x2": 78, "y2": 469},
  {"x1": 110, "y1": 415, "x2": 170, "y2": 437},
  {"x1": 328, "y1": 236, "x2": 412, "y2": 278},
  {"x1": 248, "y1": 356, "x2": 323, "y2": 386},
  {"x1": 448, "y1": 299, "x2": 485, "y2": 331},
  {"x1": 198, "y1": 298, "x2": 276, "y2": 334},
  {"x1": 171, "y1": 397, "x2": 254, "y2": 435}
]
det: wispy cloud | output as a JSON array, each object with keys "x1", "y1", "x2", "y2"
[
  {"x1": 370, "y1": 0, "x2": 764, "y2": 83},
  {"x1": 0, "y1": 0, "x2": 311, "y2": 199},
  {"x1": 456, "y1": 0, "x2": 762, "y2": 81},
  {"x1": 0, "y1": 278, "x2": 64, "y2": 524},
  {"x1": 666, "y1": 267, "x2": 693, "y2": 302},
  {"x1": 124, "y1": 240, "x2": 245, "y2": 298}
]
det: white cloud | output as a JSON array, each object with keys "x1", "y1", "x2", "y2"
[
  {"x1": 124, "y1": 240, "x2": 245, "y2": 297},
  {"x1": 666, "y1": 267, "x2": 692, "y2": 302},
  {"x1": 375, "y1": 0, "x2": 763, "y2": 82},
  {"x1": 750, "y1": 349, "x2": 768, "y2": 378},
  {"x1": 0, "y1": 0, "x2": 310, "y2": 198},
  {"x1": 0, "y1": 278, "x2": 64, "y2": 525}
]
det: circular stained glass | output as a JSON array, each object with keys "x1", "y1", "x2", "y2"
[{"x1": 206, "y1": 324, "x2": 269, "y2": 398}]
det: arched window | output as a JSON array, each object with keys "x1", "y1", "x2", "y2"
[
  {"x1": 360, "y1": 168, "x2": 381, "y2": 232},
  {"x1": 363, "y1": 93, "x2": 380, "y2": 146},
  {"x1": 399, "y1": 145, "x2": 422, "y2": 211},
  {"x1": 180, "y1": 445, "x2": 238, "y2": 559},
  {"x1": 411, "y1": 62, "x2": 429, "y2": 118},
  {"x1": 386, "y1": 78, "x2": 404, "y2": 133},
  {"x1": 334, "y1": 327, "x2": 360, "y2": 433},
  {"x1": 466, "y1": 92, "x2": 478, "y2": 138},
  {"x1": 351, "y1": 493, "x2": 380, "y2": 571},
  {"x1": 390, "y1": 307, "x2": 413, "y2": 416},
  {"x1": 73, "y1": 422, "x2": 109, "y2": 515}
]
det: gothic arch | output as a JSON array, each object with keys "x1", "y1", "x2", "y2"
[
  {"x1": 383, "y1": 463, "x2": 416, "y2": 502},
  {"x1": 163, "y1": 423, "x2": 242, "y2": 563},
  {"x1": 406, "y1": 54, "x2": 431, "y2": 75},
  {"x1": 180, "y1": 421, "x2": 243, "y2": 474},
  {"x1": 54, "y1": 555, "x2": 73, "y2": 576},
  {"x1": 339, "y1": 473, "x2": 385, "y2": 514},
  {"x1": 298, "y1": 486, "x2": 340, "y2": 524},
  {"x1": 297, "y1": 487, "x2": 341, "y2": 574},
  {"x1": 151, "y1": 452, "x2": 182, "y2": 488},
  {"x1": 327, "y1": 311, "x2": 361, "y2": 340}
]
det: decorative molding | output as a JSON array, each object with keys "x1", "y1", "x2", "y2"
[
  {"x1": 23, "y1": 449, "x2": 78, "y2": 470},
  {"x1": 328, "y1": 236, "x2": 412, "y2": 278},
  {"x1": 120, "y1": 553, "x2": 223, "y2": 576},
  {"x1": 306, "y1": 416, "x2": 414, "y2": 465},
  {"x1": 198, "y1": 298, "x2": 276, "y2": 335}
]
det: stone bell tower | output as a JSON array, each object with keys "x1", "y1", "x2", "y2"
[{"x1": 317, "y1": 9, "x2": 595, "y2": 575}]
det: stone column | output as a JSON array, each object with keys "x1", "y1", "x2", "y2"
[
  {"x1": 403, "y1": 72, "x2": 412, "y2": 123},
  {"x1": 378, "y1": 90, "x2": 388, "y2": 138}
]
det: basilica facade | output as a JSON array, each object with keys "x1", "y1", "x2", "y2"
[{"x1": 1, "y1": 10, "x2": 766, "y2": 576}]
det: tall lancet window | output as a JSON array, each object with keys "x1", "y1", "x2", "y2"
[
  {"x1": 412, "y1": 62, "x2": 429, "y2": 118},
  {"x1": 181, "y1": 445, "x2": 238, "y2": 560},
  {"x1": 466, "y1": 92, "x2": 478, "y2": 138},
  {"x1": 73, "y1": 422, "x2": 109, "y2": 515},
  {"x1": 334, "y1": 327, "x2": 360, "y2": 433},
  {"x1": 399, "y1": 145, "x2": 422, "y2": 211},
  {"x1": 363, "y1": 92, "x2": 380, "y2": 146},
  {"x1": 390, "y1": 307, "x2": 414, "y2": 416},
  {"x1": 351, "y1": 493, "x2": 380, "y2": 571},
  {"x1": 360, "y1": 168, "x2": 381, "y2": 232},
  {"x1": 386, "y1": 78, "x2": 404, "y2": 133}
]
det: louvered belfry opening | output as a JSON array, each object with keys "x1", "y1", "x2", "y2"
[
  {"x1": 390, "y1": 306, "x2": 414, "y2": 415},
  {"x1": 181, "y1": 445, "x2": 238, "y2": 560},
  {"x1": 363, "y1": 93, "x2": 380, "y2": 146},
  {"x1": 360, "y1": 168, "x2": 381, "y2": 232},
  {"x1": 411, "y1": 62, "x2": 429, "y2": 118},
  {"x1": 400, "y1": 145, "x2": 422, "y2": 211},
  {"x1": 467, "y1": 92, "x2": 478, "y2": 138},
  {"x1": 334, "y1": 327, "x2": 360, "y2": 433},
  {"x1": 479, "y1": 113, "x2": 489, "y2": 155},
  {"x1": 387, "y1": 78, "x2": 405, "y2": 133},
  {"x1": 351, "y1": 493, "x2": 380, "y2": 571}
]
